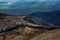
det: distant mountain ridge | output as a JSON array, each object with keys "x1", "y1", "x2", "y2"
[
  {"x1": 29, "y1": 10, "x2": 60, "y2": 26},
  {"x1": 0, "y1": 13, "x2": 9, "y2": 15},
  {"x1": 0, "y1": 13, "x2": 13, "y2": 16},
  {"x1": 0, "y1": 13, "x2": 16, "y2": 16}
]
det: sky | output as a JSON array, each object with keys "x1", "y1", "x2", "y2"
[
  {"x1": 0, "y1": 0, "x2": 19, "y2": 2},
  {"x1": 12, "y1": 0, "x2": 60, "y2": 6},
  {"x1": 0, "y1": 0, "x2": 59, "y2": 5},
  {"x1": 0, "y1": 0, "x2": 20, "y2": 5},
  {"x1": 0, "y1": 0, "x2": 19, "y2": 4},
  {"x1": 0, "y1": 0, "x2": 17, "y2": 1}
]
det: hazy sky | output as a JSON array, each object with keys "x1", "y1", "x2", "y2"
[
  {"x1": 0, "y1": 0, "x2": 5, "y2": 1},
  {"x1": 0, "y1": 0, "x2": 19, "y2": 3},
  {"x1": 0, "y1": 0, "x2": 20, "y2": 5},
  {"x1": 0, "y1": 0, "x2": 59, "y2": 4}
]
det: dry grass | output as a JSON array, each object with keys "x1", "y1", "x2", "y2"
[
  {"x1": 0, "y1": 16, "x2": 60, "y2": 40},
  {"x1": 30, "y1": 29, "x2": 60, "y2": 40}
]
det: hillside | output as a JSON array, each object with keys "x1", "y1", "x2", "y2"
[
  {"x1": 30, "y1": 29, "x2": 60, "y2": 40},
  {"x1": 0, "y1": 13, "x2": 60, "y2": 40},
  {"x1": 29, "y1": 10, "x2": 60, "y2": 26}
]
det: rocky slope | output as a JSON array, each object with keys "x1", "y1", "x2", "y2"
[
  {"x1": 30, "y1": 29, "x2": 60, "y2": 40},
  {"x1": 0, "y1": 14, "x2": 60, "y2": 40}
]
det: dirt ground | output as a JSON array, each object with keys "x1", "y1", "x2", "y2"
[
  {"x1": 0, "y1": 27, "x2": 60, "y2": 40},
  {"x1": 0, "y1": 16, "x2": 60, "y2": 40}
]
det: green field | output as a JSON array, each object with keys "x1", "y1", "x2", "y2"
[{"x1": 0, "y1": 6, "x2": 9, "y2": 10}]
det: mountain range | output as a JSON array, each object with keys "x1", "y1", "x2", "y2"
[
  {"x1": 29, "y1": 10, "x2": 60, "y2": 26},
  {"x1": 0, "y1": 9, "x2": 60, "y2": 26}
]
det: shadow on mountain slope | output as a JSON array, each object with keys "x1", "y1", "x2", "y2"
[{"x1": 29, "y1": 10, "x2": 60, "y2": 26}]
